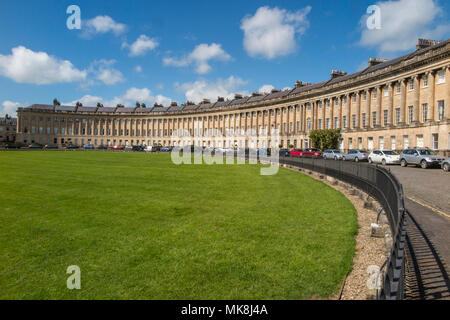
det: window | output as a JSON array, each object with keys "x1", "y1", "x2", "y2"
[
  {"x1": 373, "y1": 89, "x2": 377, "y2": 99},
  {"x1": 343, "y1": 116, "x2": 347, "y2": 128},
  {"x1": 348, "y1": 138, "x2": 353, "y2": 149},
  {"x1": 362, "y1": 113, "x2": 366, "y2": 127},
  {"x1": 437, "y1": 70, "x2": 446, "y2": 84},
  {"x1": 409, "y1": 79, "x2": 414, "y2": 90},
  {"x1": 423, "y1": 75, "x2": 428, "y2": 87},
  {"x1": 372, "y1": 112, "x2": 377, "y2": 126},
  {"x1": 306, "y1": 118, "x2": 311, "y2": 131},
  {"x1": 379, "y1": 136, "x2": 384, "y2": 150},
  {"x1": 403, "y1": 135, "x2": 409, "y2": 149},
  {"x1": 408, "y1": 106, "x2": 414, "y2": 123},
  {"x1": 395, "y1": 108, "x2": 400, "y2": 124},
  {"x1": 384, "y1": 86, "x2": 389, "y2": 97},
  {"x1": 383, "y1": 110, "x2": 388, "y2": 126},
  {"x1": 422, "y1": 103, "x2": 428, "y2": 122},
  {"x1": 358, "y1": 137, "x2": 363, "y2": 149},
  {"x1": 432, "y1": 133, "x2": 439, "y2": 150},
  {"x1": 318, "y1": 119, "x2": 322, "y2": 129},
  {"x1": 416, "y1": 135, "x2": 424, "y2": 148},
  {"x1": 363, "y1": 91, "x2": 367, "y2": 100},
  {"x1": 334, "y1": 117, "x2": 338, "y2": 128},
  {"x1": 437, "y1": 100, "x2": 445, "y2": 121},
  {"x1": 396, "y1": 83, "x2": 401, "y2": 93},
  {"x1": 326, "y1": 118, "x2": 330, "y2": 129},
  {"x1": 352, "y1": 115, "x2": 356, "y2": 128},
  {"x1": 391, "y1": 136, "x2": 396, "y2": 151}
]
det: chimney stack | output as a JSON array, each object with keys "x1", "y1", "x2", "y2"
[
  {"x1": 368, "y1": 57, "x2": 388, "y2": 67},
  {"x1": 416, "y1": 38, "x2": 440, "y2": 50},
  {"x1": 331, "y1": 70, "x2": 347, "y2": 79}
]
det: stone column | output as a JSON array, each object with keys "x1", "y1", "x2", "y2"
[
  {"x1": 400, "y1": 79, "x2": 407, "y2": 124},
  {"x1": 356, "y1": 92, "x2": 361, "y2": 128},
  {"x1": 377, "y1": 86, "x2": 382, "y2": 126}
]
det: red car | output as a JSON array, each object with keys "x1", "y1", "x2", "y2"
[
  {"x1": 302, "y1": 148, "x2": 323, "y2": 158},
  {"x1": 290, "y1": 148, "x2": 304, "y2": 157},
  {"x1": 109, "y1": 145, "x2": 124, "y2": 150}
]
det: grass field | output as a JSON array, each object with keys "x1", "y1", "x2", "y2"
[{"x1": 0, "y1": 151, "x2": 358, "y2": 299}]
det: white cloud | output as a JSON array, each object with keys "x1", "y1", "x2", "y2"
[
  {"x1": 1, "y1": 100, "x2": 23, "y2": 117},
  {"x1": 0, "y1": 46, "x2": 87, "y2": 85},
  {"x1": 125, "y1": 35, "x2": 159, "y2": 57},
  {"x1": 359, "y1": 0, "x2": 450, "y2": 53},
  {"x1": 258, "y1": 84, "x2": 275, "y2": 93},
  {"x1": 175, "y1": 76, "x2": 248, "y2": 103},
  {"x1": 134, "y1": 65, "x2": 142, "y2": 73},
  {"x1": 82, "y1": 15, "x2": 127, "y2": 37},
  {"x1": 65, "y1": 87, "x2": 172, "y2": 108},
  {"x1": 241, "y1": 6, "x2": 311, "y2": 59},
  {"x1": 89, "y1": 59, "x2": 124, "y2": 85},
  {"x1": 163, "y1": 43, "x2": 231, "y2": 74}
]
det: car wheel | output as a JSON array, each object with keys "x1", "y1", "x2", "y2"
[
  {"x1": 382, "y1": 159, "x2": 386, "y2": 166},
  {"x1": 355, "y1": 157, "x2": 359, "y2": 163},
  {"x1": 401, "y1": 159, "x2": 407, "y2": 167},
  {"x1": 444, "y1": 163, "x2": 450, "y2": 172},
  {"x1": 420, "y1": 160, "x2": 428, "y2": 169},
  {"x1": 368, "y1": 158, "x2": 372, "y2": 164}
]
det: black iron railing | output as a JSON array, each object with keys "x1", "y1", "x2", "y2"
[{"x1": 273, "y1": 156, "x2": 407, "y2": 300}]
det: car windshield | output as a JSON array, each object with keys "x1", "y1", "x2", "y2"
[
  {"x1": 333, "y1": 150, "x2": 341, "y2": 153},
  {"x1": 383, "y1": 150, "x2": 398, "y2": 155},
  {"x1": 418, "y1": 149, "x2": 435, "y2": 155},
  {"x1": 358, "y1": 150, "x2": 367, "y2": 153}
]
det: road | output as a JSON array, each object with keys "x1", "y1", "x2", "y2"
[{"x1": 384, "y1": 165, "x2": 450, "y2": 274}]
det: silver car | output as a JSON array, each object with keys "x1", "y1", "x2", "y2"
[
  {"x1": 441, "y1": 158, "x2": 449, "y2": 172},
  {"x1": 343, "y1": 149, "x2": 369, "y2": 162},
  {"x1": 323, "y1": 149, "x2": 343, "y2": 160},
  {"x1": 400, "y1": 148, "x2": 445, "y2": 169}
]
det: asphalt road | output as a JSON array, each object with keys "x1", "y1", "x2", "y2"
[{"x1": 383, "y1": 164, "x2": 450, "y2": 273}]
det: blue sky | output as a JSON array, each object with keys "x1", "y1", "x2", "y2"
[{"x1": 1, "y1": 0, "x2": 449, "y2": 116}]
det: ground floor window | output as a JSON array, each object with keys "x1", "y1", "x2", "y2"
[
  {"x1": 403, "y1": 135, "x2": 409, "y2": 149},
  {"x1": 416, "y1": 135, "x2": 424, "y2": 148},
  {"x1": 432, "y1": 133, "x2": 439, "y2": 150},
  {"x1": 391, "y1": 136, "x2": 396, "y2": 151}
]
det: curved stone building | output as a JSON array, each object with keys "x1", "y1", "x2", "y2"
[{"x1": 16, "y1": 39, "x2": 450, "y2": 154}]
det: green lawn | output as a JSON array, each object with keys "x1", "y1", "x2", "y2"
[{"x1": 0, "y1": 151, "x2": 357, "y2": 299}]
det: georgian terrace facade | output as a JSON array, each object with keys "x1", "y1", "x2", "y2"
[{"x1": 16, "y1": 39, "x2": 450, "y2": 154}]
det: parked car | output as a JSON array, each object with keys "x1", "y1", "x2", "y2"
[
  {"x1": 257, "y1": 148, "x2": 271, "y2": 156},
  {"x1": 151, "y1": 145, "x2": 161, "y2": 152},
  {"x1": 43, "y1": 144, "x2": 58, "y2": 150},
  {"x1": 65, "y1": 144, "x2": 79, "y2": 149},
  {"x1": 442, "y1": 158, "x2": 450, "y2": 172},
  {"x1": 290, "y1": 148, "x2": 304, "y2": 157},
  {"x1": 343, "y1": 149, "x2": 369, "y2": 162},
  {"x1": 302, "y1": 148, "x2": 323, "y2": 158},
  {"x1": 368, "y1": 150, "x2": 400, "y2": 165},
  {"x1": 279, "y1": 148, "x2": 290, "y2": 157},
  {"x1": 323, "y1": 149, "x2": 343, "y2": 160},
  {"x1": 160, "y1": 146, "x2": 172, "y2": 152},
  {"x1": 28, "y1": 144, "x2": 42, "y2": 149},
  {"x1": 96, "y1": 145, "x2": 107, "y2": 150},
  {"x1": 400, "y1": 148, "x2": 445, "y2": 169},
  {"x1": 109, "y1": 145, "x2": 124, "y2": 150},
  {"x1": 83, "y1": 144, "x2": 94, "y2": 150},
  {"x1": 132, "y1": 145, "x2": 145, "y2": 152}
]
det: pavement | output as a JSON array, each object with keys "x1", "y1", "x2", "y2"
[{"x1": 384, "y1": 165, "x2": 450, "y2": 273}]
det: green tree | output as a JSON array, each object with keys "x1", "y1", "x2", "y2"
[{"x1": 309, "y1": 129, "x2": 341, "y2": 150}]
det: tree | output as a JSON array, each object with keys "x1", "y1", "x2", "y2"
[{"x1": 309, "y1": 129, "x2": 341, "y2": 150}]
